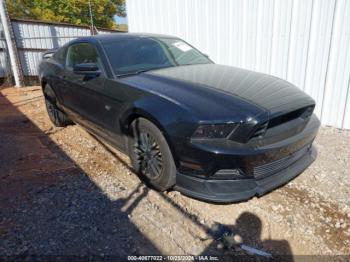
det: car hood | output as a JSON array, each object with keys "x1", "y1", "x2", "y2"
[{"x1": 146, "y1": 64, "x2": 315, "y2": 115}]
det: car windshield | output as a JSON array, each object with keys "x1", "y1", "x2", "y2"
[{"x1": 102, "y1": 37, "x2": 212, "y2": 76}]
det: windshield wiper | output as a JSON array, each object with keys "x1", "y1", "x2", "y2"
[
  {"x1": 117, "y1": 70, "x2": 149, "y2": 78},
  {"x1": 117, "y1": 65, "x2": 174, "y2": 78}
]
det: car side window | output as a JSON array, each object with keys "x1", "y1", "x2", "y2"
[{"x1": 65, "y1": 43, "x2": 104, "y2": 73}]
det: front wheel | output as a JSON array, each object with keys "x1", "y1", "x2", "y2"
[{"x1": 128, "y1": 118, "x2": 176, "y2": 191}]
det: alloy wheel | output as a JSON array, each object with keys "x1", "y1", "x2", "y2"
[{"x1": 134, "y1": 132, "x2": 163, "y2": 180}]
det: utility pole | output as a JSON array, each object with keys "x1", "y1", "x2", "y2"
[
  {"x1": 0, "y1": 0, "x2": 23, "y2": 87},
  {"x1": 88, "y1": 0, "x2": 95, "y2": 35}
]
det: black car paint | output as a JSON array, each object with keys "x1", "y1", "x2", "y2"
[{"x1": 39, "y1": 33, "x2": 320, "y2": 202}]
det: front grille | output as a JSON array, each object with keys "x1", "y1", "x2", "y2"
[
  {"x1": 268, "y1": 105, "x2": 314, "y2": 129},
  {"x1": 249, "y1": 105, "x2": 315, "y2": 141},
  {"x1": 250, "y1": 121, "x2": 269, "y2": 139},
  {"x1": 253, "y1": 144, "x2": 311, "y2": 179}
]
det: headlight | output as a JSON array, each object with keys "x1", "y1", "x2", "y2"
[{"x1": 192, "y1": 123, "x2": 239, "y2": 139}]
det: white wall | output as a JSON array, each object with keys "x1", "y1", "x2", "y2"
[{"x1": 126, "y1": 0, "x2": 350, "y2": 129}]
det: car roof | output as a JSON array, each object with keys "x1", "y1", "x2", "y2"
[{"x1": 74, "y1": 33, "x2": 179, "y2": 43}]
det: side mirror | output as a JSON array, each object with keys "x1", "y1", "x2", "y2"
[
  {"x1": 42, "y1": 49, "x2": 57, "y2": 60},
  {"x1": 73, "y1": 63, "x2": 101, "y2": 76},
  {"x1": 42, "y1": 52, "x2": 54, "y2": 59}
]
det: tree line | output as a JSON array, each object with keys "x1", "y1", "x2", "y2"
[{"x1": 6, "y1": 0, "x2": 126, "y2": 30}]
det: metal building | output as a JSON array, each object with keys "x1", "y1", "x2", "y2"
[
  {"x1": 126, "y1": 0, "x2": 350, "y2": 129},
  {"x1": 0, "y1": 11, "x2": 122, "y2": 87},
  {"x1": 11, "y1": 19, "x2": 118, "y2": 84},
  {"x1": 0, "y1": 20, "x2": 12, "y2": 83}
]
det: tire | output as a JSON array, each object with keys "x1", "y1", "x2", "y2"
[
  {"x1": 44, "y1": 84, "x2": 71, "y2": 127},
  {"x1": 128, "y1": 118, "x2": 176, "y2": 191}
]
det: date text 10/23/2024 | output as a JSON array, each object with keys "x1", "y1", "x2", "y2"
[{"x1": 127, "y1": 255, "x2": 219, "y2": 261}]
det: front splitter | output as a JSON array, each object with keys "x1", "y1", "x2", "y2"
[{"x1": 174, "y1": 146, "x2": 317, "y2": 203}]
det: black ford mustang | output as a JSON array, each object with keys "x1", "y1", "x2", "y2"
[{"x1": 39, "y1": 33, "x2": 320, "y2": 203}]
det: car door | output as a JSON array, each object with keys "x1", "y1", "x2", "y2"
[{"x1": 60, "y1": 42, "x2": 109, "y2": 137}]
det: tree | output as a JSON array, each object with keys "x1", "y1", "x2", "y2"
[{"x1": 6, "y1": 0, "x2": 126, "y2": 29}]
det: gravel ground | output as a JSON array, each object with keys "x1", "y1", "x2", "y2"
[{"x1": 0, "y1": 86, "x2": 349, "y2": 259}]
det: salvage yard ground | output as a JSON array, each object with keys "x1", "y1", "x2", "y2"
[{"x1": 0, "y1": 86, "x2": 349, "y2": 258}]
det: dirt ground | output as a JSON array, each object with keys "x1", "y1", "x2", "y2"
[{"x1": 1, "y1": 86, "x2": 349, "y2": 259}]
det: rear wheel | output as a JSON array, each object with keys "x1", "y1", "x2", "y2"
[
  {"x1": 44, "y1": 84, "x2": 72, "y2": 127},
  {"x1": 128, "y1": 118, "x2": 176, "y2": 191}
]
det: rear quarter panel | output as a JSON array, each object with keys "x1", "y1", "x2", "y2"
[{"x1": 39, "y1": 57, "x2": 65, "y2": 103}]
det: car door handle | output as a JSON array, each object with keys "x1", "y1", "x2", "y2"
[{"x1": 105, "y1": 105, "x2": 112, "y2": 111}]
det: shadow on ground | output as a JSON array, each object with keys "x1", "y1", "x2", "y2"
[
  {"x1": 0, "y1": 86, "x2": 293, "y2": 260},
  {"x1": 0, "y1": 87, "x2": 159, "y2": 257}
]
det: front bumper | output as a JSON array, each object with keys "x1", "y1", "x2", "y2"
[{"x1": 175, "y1": 145, "x2": 317, "y2": 203}]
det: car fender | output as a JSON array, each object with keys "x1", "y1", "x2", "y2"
[{"x1": 119, "y1": 95, "x2": 198, "y2": 165}]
